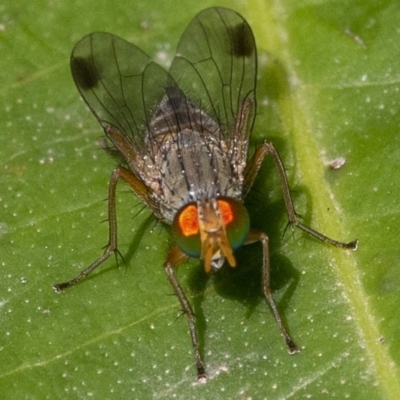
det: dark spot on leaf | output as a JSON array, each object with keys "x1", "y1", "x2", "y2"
[
  {"x1": 229, "y1": 22, "x2": 254, "y2": 58},
  {"x1": 70, "y1": 56, "x2": 99, "y2": 90}
]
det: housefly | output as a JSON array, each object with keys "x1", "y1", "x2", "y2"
[{"x1": 53, "y1": 7, "x2": 358, "y2": 381}]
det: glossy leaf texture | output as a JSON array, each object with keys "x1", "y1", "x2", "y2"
[{"x1": 1, "y1": 0, "x2": 400, "y2": 399}]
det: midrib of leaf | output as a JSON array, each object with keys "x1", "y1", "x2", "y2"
[{"x1": 251, "y1": 0, "x2": 400, "y2": 398}]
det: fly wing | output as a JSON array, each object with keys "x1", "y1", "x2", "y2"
[
  {"x1": 169, "y1": 7, "x2": 257, "y2": 168},
  {"x1": 70, "y1": 32, "x2": 171, "y2": 151}
]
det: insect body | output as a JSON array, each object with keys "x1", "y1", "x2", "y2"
[{"x1": 54, "y1": 7, "x2": 358, "y2": 381}]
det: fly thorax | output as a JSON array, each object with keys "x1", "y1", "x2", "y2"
[{"x1": 158, "y1": 129, "x2": 242, "y2": 222}]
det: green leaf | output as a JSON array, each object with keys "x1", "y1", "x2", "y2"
[{"x1": 1, "y1": 0, "x2": 399, "y2": 398}]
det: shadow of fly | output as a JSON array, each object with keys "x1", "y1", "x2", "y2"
[{"x1": 54, "y1": 7, "x2": 358, "y2": 381}]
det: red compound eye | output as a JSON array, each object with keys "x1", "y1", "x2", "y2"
[
  {"x1": 177, "y1": 204, "x2": 199, "y2": 236},
  {"x1": 171, "y1": 198, "x2": 250, "y2": 259},
  {"x1": 217, "y1": 197, "x2": 250, "y2": 250},
  {"x1": 172, "y1": 203, "x2": 201, "y2": 258}
]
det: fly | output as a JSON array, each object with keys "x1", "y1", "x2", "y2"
[{"x1": 53, "y1": 7, "x2": 358, "y2": 381}]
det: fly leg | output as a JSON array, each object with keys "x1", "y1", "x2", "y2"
[
  {"x1": 53, "y1": 166, "x2": 146, "y2": 292},
  {"x1": 246, "y1": 229, "x2": 300, "y2": 353},
  {"x1": 164, "y1": 246, "x2": 208, "y2": 382},
  {"x1": 244, "y1": 141, "x2": 358, "y2": 250}
]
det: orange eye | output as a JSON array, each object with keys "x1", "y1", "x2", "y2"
[
  {"x1": 217, "y1": 197, "x2": 250, "y2": 250},
  {"x1": 218, "y1": 199, "x2": 234, "y2": 225},
  {"x1": 172, "y1": 203, "x2": 201, "y2": 258},
  {"x1": 177, "y1": 204, "x2": 199, "y2": 236}
]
